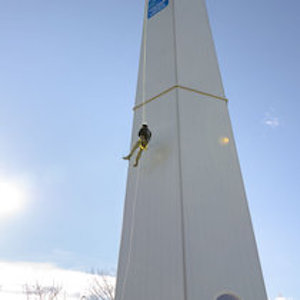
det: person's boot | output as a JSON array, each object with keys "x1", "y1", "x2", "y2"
[
  {"x1": 123, "y1": 155, "x2": 131, "y2": 160},
  {"x1": 133, "y1": 161, "x2": 138, "y2": 167}
]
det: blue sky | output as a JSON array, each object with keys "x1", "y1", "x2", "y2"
[{"x1": 0, "y1": 0, "x2": 299, "y2": 299}]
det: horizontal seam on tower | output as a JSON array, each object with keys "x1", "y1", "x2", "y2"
[{"x1": 133, "y1": 85, "x2": 228, "y2": 111}]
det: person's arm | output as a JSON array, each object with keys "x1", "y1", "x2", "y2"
[{"x1": 138, "y1": 128, "x2": 143, "y2": 137}]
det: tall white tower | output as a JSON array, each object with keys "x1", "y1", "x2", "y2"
[{"x1": 116, "y1": 1, "x2": 268, "y2": 300}]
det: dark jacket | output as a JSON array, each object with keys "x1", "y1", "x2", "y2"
[{"x1": 138, "y1": 126, "x2": 152, "y2": 143}]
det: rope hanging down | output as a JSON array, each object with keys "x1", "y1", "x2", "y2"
[
  {"x1": 122, "y1": 1, "x2": 152, "y2": 168},
  {"x1": 119, "y1": 2, "x2": 149, "y2": 300},
  {"x1": 141, "y1": 0, "x2": 149, "y2": 124}
]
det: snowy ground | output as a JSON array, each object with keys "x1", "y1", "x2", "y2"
[{"x1": 0, "y1": 261, "x2": 115, "y2": 299}]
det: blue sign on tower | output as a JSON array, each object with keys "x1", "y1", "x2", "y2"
[{"x1": 148, "y1": 0, "x2": 169, "y2": 19}]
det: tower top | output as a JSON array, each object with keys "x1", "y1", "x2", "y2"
[{"x1": 136, "y1": 0, "x2": 225, "y2": 108}]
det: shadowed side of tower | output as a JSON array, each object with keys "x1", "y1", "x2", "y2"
[{"x1": 115, "y1": 1, "x2": 268, "y2": 300}]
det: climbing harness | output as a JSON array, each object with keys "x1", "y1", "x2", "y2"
[{"x1": 139, "y1": 142, "x2": 148, "y2": 150}]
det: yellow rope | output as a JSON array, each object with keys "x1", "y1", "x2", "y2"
[{"x1": 133, "y1": 85, "x2": 228, "y2": 111}]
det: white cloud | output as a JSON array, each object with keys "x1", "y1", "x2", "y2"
[
  {"x1": 264, "y1": 117, "x2": 279, "y2": 128},
  {"x1": 0, "y1": 261, "x2": 115, "y2": 299},
  {"x1": 263, "y1": 111, "x2": 280, "y2": 128}
]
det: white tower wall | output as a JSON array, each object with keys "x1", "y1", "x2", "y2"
[{"x1": 116, "y1": 1, "x2": 268, "y2": 299}]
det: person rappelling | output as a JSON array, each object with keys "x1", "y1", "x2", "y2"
[{"x1": 123, "y1": 124, "x2": 152, "y2": 167}]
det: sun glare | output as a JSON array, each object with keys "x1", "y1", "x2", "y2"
[{"x1": 0, "y1": 180, "x2": 27, "y2": 216}]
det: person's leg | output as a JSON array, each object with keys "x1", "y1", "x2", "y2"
[
  {"x1": 123, "y1": 140, "x2": 140, "y2": 160},
  {"x1": 133, "y1": 148, "x2": 143, "y2": 167}
]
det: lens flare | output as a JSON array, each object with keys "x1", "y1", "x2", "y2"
[{"x1": 219, "y1": 136, "x2": 230, "y2": 145}]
